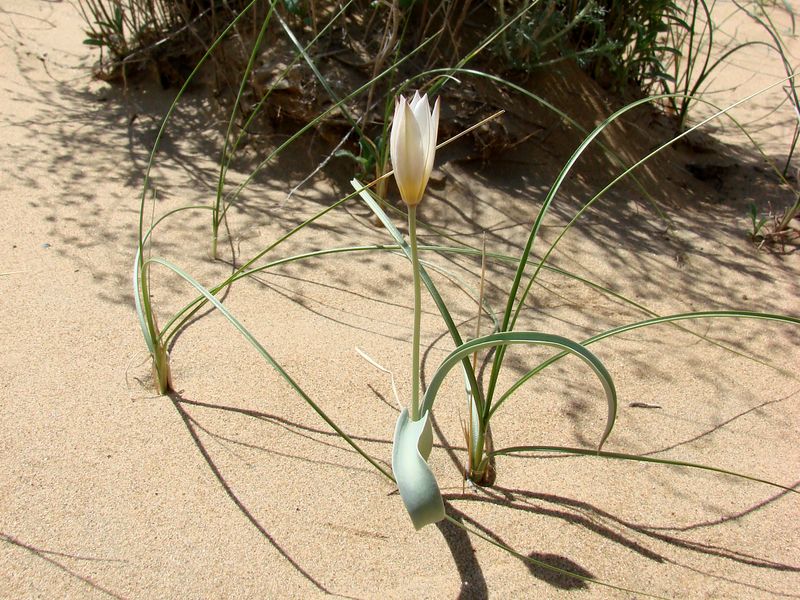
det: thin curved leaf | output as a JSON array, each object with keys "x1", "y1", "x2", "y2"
[
  {"x1": 493, "y1": 310, "x2": 800, "y2": 416},
  {"x1": 421, "y1": 332, "x2": 617, "y2": 451},
  {"x1": 489, "y1": 446, "x2": 799, "y2": 493}
]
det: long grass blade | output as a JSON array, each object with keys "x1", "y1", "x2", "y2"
[
  {"x1": 515, "y1": 76, "x2": 799, "y2": 329},
  {"x1": 488, "y1": 446, "x2": 799, "y2": 493},
  {"x1": 213, "y1": 2, "x2": 276, "y2": 253},
  {"x1": 493, "y1": 310, "x2": 800, "y2": 416},
  {"x1": 144, "y1": 256, "x2": 393, "y2": 481}
]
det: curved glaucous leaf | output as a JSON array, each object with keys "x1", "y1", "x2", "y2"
[
  {"x1": 392, "y1": 408, "x2": 445, "y2": 529},
  {"x1": 421, "y1": 332, "x2": 617, "y2": 450},
  {"x1": 491, "y1": 309, "x2": 800, "y2": 415}
]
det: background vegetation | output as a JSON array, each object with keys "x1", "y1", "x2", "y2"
[{"x1": 79, "y1": 0, "x2": 799, "y2": 246}]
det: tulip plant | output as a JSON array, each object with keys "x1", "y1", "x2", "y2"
[
  {"x1": 371, "y1": 91, "x2": 620, "y2": 529},
  {"x1": 351, "y1": 89, "x2": 800, "y2": 531},
  {"x1": 387, "y1": 92, "x2": 447, "y2": 527}
]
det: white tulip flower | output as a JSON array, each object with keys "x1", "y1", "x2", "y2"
[{"x1": 390, "y1": 91, "x2": 440, "y2": 207}]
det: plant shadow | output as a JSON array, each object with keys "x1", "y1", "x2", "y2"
[
  {"x1": 437, "y1": 505, "x2": 490, "y2": 600},
  {"x1": 0, "y1": 533, "x2": 127, "y2": 599},
  {"x1": 168, "y1": 390, "x2": 341, "y2": 597},
  {"x1": 525, "y1": 552, "x2": 593, "y2": 590}
]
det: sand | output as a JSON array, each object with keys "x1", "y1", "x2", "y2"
[{"x1": 1, "y1": 1, "x2": 798, "y2": 598}]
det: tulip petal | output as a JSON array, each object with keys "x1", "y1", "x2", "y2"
[
  {"x1": 395, "y1": 100, "x2": 424, "y2": 205},
  {"x1": 391, "y1": 408, "x2": 445, "y2": 529},
  {"x1": 389, "y1": 92, "x2": 440, "y2": 206},
  {"x1": 389, "y1": 95, "x2": 406, "y2": 174},
  {"x1": 411, "y1": 93, "x2": 432, "y2": 151},
  {"x1": 423, "y1": 97, "x2": 440, "y2": 192}
]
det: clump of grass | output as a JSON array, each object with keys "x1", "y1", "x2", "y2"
[
  {"x1": 749, "y1": 194, "x2": 800, "y2": 249},
  {"x1": 74, "y1": 2, "x2": 726, "y2": 149},
  {"x1": 492, "y1": 0, "x2": 683, "y2": 93},
  {"x1": 79, "y1": 0, "x2": 259, "y2": 86}
]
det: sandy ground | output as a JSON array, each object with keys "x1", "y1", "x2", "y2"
[{"x1": 1, "y1": 1, "x2": 798, "y2": 599}]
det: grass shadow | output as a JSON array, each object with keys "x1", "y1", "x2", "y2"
[
  {"x1": 525, "y1": 551, "x2": 593, "y2": 590},
  {"x1": 167, "y1": 390, "x2": 333, "y2": 595}
]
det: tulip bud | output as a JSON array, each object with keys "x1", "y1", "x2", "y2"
[{"x1": 389, "y1": 91, "x2": 440, "y2": 207}]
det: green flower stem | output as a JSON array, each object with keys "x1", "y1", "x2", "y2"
[{"x1": 409, "y1": 204, "x2": 421, "y2": 421}]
